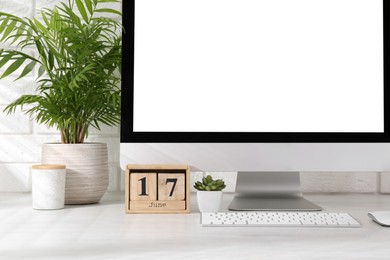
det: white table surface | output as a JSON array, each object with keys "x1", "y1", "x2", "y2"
[{"x1": 1, "y1": 192, "x2": 390, "y2": 260}]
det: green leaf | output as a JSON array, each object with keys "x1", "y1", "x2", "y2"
[
  {"x1": 35, "y1": 40, "x2": 47, "y2": 66},
  {"x1": 75, "y1": 0, "x2": 89, "y2": 23},
  {"x1": 33, "y1": 18, "x2": 47, "y2": 33},
  {"x1": 0, "y1": 17, "x2": 10, "y2": 35},
  {"x1": 1, "y1": 20, "x2": 17, "y2": 42},
  {"x1": 37, "y1": 65, "x2": 45, "y2": 78},
  {"x1": 48, "y1": 52, "x2": 54, "y2": 70},
  {"x1": 0, "y1": 58, "x2": 25, "y2": 79},
  {"x1": 15, "y1": 61, "x2": 37, "y2": 81},
  {"x1": 9, "y1": 24, "x2": 27, "y2": 45},
  {"x1": 98, "y1": 0, "x2": 119, "y2": 3},
  {"x1": 85, "y1": 0, "x2": 94, "y2": 14},
  {"x1": 41, "y1": 10, "x2": 50, "y2": 26},
  {"x1": 0, "y1": 53, "x2": 12, "y2": 69},
  {"x1": 94, "y1": 8, "x2": 122, "y2": 16}
]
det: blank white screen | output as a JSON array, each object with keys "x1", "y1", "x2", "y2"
[{"x1": 133, "y1": 0, "x2": 383, "y2": 132}]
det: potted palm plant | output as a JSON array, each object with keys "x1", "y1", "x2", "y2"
[{"x1": 0, "y1": 0, "x2": 122, "y2": 204}]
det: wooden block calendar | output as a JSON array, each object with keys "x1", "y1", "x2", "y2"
[{"x1": 125, "y1": 164, "x2": 190, "y2": 214}]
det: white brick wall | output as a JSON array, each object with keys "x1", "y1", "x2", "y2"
[{"x1": 0, "y1": 0, "x2": 389, "y2": 194}]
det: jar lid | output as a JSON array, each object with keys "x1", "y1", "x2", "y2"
[{"x1": 32, "y1": 164, "x2": 66, "y2": 170}]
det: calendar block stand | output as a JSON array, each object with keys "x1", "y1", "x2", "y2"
[{"x1": 125, "y1": 164, "x2": 190, "y2": 214}]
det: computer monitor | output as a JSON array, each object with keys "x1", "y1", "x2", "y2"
[{"x1": 121, "y1": 0, "x2": 389, "y2": 210}]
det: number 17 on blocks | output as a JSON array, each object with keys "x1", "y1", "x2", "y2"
[{"x1": 126, "y1": 165, "x2": 190, "y2": 213}]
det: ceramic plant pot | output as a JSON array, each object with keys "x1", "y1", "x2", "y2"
[
  {"x1": 41, "y1": 143, "x2": 109, "y2": 204},
  {"x1": 197, "y1": 191, "x2": 223, "y2": 213}
]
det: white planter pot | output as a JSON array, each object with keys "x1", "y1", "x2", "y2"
[
  {"x1": 32, "y1": 164, "x2": 66, "y2": 210},
  {"x1": 197, "y1": 191, "x2": 223, "y2": 213},
  {"x1": 41, "y1": 143, "x2": 109, "y2": 205}
]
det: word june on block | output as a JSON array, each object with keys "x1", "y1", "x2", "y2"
[{"x1": 125, "y1": 164, "x2": 190, "y2": 214}]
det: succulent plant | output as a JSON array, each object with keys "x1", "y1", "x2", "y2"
[{"x1": 194, "y1": 175, "x2": 226, "y2": 191}]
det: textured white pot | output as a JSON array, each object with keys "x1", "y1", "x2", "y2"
[
  {"x1": 197, "y1": 191, "x2": 223, "y2": 213},
  {"x1": 32, "y1": 164, "x2": 66, "y2": 210},
  {"x1": 41, "y1": 143, "x2": 109, "y2": 205}
]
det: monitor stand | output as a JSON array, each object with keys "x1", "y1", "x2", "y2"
[{"x1": 228, "y1": 172, "x2": 322, "y2": 211}]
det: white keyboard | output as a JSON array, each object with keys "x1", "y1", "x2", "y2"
[{"x1": 201, "y1": 212, "x2": 361, "y2": 227}]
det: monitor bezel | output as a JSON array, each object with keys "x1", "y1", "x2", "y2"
[{"x1": 121, "y1": 0, "x2": 389, "y2": 143}]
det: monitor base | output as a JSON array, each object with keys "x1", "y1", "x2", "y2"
[{"x1": 228, "y1": 172, "x2": 322, "y2": 211}]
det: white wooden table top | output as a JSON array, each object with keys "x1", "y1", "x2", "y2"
[{"x1": 1, "y1": 192, "x2": 390, "y2": 259}]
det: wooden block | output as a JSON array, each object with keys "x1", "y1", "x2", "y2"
[
  {"x1": 125, "y1": 164, "x2": 190, "y2": 214},
  {"x1": 158, "y1": 173, "x2": 185, "y2": 201},
  {"x1": 130, "y1": 200, "x2": 186, "y2": 210},
  {"x1": 130, "y1": 173, "x2": 157, "y2": 201}
]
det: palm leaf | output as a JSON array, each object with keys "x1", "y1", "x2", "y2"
[
  {"x1": 0, "y1": 52, "x2": 12, "y2": 69},
  {"x1": 84, "y1": 0, "x2": 94, "y2": 14},
  {"x1": 0, "y1": 17, "x2": 10, "y2": 35},
  {"x1": 75, "y1": 0, "x2": 89, "y2": 23},
  {"x1": 94, "y1": 8, "x2": 122, "y2": 16},
  {"x1": 15, "y1": 61, "x2": 37, "y2": 81},
  {"x1": 0, "y1": 20, "x2": 17, "y2": 41},
  {"x1": 0, "y1": 59, "x2": 25, "y2": 79}
]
